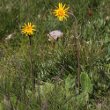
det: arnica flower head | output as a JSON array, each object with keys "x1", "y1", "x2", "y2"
[
  {"x1": 53, "y1": 2, "x2": 69, "y2": 21},
  {"x1": 21, "y1": 22, "x2": 36, "y2": 36}
]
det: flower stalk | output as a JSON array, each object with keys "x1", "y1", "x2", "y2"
[
  {"x1": 69, "y1": 12, "x2": 80, "y2": 93},
  {"x1": 53, "y1": 2, "x2": 81, "y2": 93},
  {"x1": 28, "y1": 35, "x2": 36, "y2": 90},
  {"x1": 21, "y1": 22, "x2": 36, "y2": 90}
]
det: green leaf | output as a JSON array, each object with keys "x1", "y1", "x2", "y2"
[
  {"x1": 76, "y1": 92, "x2": 89, "y2": 107},
  {"x1": 65, "y1": 74, "x2": 75, "y2": 97},
  {"x1": 80, "y1": 72, "x2": 93, "y2": 94}
]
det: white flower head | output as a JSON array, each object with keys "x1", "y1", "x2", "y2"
[
  {"x1": 5, "y1": 32, "x2": 15, "y2": 41},
  {"x1": 47, "y1": 30, "x2": 63, "y2": 41}
]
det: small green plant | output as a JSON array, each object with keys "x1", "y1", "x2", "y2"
[{"x1": 80, "y1": 72, "x2": 93, "y2": 94}]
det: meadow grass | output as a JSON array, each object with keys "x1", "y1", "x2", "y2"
[{"x1": 0, "y1": 0, "x2": 110, "y2": 110}]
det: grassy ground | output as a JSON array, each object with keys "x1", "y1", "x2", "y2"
[{"x1": 0, "y1": 0, "x2": 110, "y2": 110}]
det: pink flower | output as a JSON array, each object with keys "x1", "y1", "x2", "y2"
[{"x1": 47, "y1": 30, "x2": 63, "y2": 41}]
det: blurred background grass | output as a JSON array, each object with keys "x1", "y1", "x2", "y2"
[{"x1": 0, "y1": 0, "x2": 110, "y2": 110}]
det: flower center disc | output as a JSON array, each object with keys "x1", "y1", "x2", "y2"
[
  {"x1": 26, "y1": 26, "x2": 32, "y2": 32},
  {"x1": 58, "y1": 10, "x2": 64, "y2": 16}
]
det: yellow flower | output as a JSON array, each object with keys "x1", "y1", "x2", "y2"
[
  {"x1": 53, "y1": 2, "x2": 69, "y2": 21},
  {"x1": 21, "y1": 22, "x2": 36, "y2": 36}
]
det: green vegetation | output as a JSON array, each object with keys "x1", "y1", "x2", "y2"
[{"x1": 0, "y1": 0, "x2": 110, "y2": 110}]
